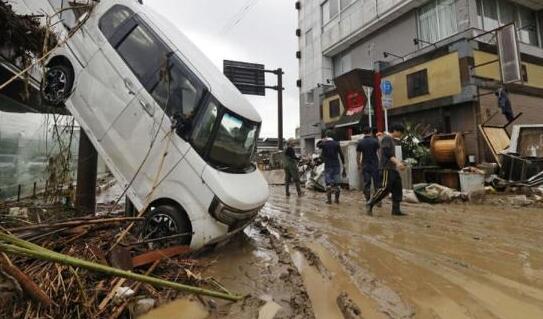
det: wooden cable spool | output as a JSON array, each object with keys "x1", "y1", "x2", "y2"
[{"x1": 430, "y1": 133, "x2": 466, "y2": 168}]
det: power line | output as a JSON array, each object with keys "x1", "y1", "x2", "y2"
[{"x1": 219, "y1": 0, "x2": 261, "y2": 35}]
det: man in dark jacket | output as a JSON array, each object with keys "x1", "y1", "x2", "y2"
[
  {"x1": 356, "y1": 127, "x2": 380, "y2": 202},
  {"x1": 317, "y1": 130, "x2": 345, "y2": 204},
  {"x1": 495, "y1": 88, "x2": 514, "y2": 122},
  {"x1": 283, "y1": 139, "x2": 303, "y2": 197},
  {"x1": 366, "y1": 124, "x2": 406, "y2": 216}
]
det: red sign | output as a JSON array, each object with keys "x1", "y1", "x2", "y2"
[{"x1": 345, "y1": 90, "x2": 366, "y2": 115}]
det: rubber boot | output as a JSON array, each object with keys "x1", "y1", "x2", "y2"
[
  {"x1": 365, "y1": 200, "x2": 374, "y2": 216},
  {"x1": 363, "y1": 191, "x2": 371, "y2": 202},
  {"x1": 334, "y1": 187, "x2": 340, "y2": 204},
  {"x1": 296, "y1": 182, "x2": 303, "y2": 197},
  {"x1": 392, "y1": 201, "x2": 406, "y2": 216},
  {"x1": 326, "y1": 187, "x2": 332, "y2": 204},
  {"x1": 285, "y1": 183, "x2": 290, "y2": 197}
]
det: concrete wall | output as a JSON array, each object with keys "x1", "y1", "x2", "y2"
[
  {"x1": 384, "y1": 52, "x2": 463, "y2": 108},
  {"x1": 474, "y1": 50, "x2": 543, "y2": 89},
  {"x1": 348, "y1": 10, "x2": 419, "y2": 70}
]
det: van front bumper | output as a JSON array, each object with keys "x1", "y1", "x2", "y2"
[{"x1": 208, "y1": 196, "x2": 263, "y2": 226}]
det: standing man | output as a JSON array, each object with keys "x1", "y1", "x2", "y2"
[
  {"x1": 284, "y1": 139, "x2": 303, "y2": 197},
  {"x1": 318, "y1": 130, "x2": 346, "y2": 204},
  {"x1": 366, "y1": 124, "x2": 406, "y2": 216},
  {"x1": 356, "y1": 127, "x2": 380, "y2": 202}
]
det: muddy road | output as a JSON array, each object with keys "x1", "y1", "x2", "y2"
[{"x1": 196, "y1": 186, "x2": 543, "y2": 319}]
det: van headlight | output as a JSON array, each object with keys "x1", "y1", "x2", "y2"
[{"x1": 208, "y1": 196, "x2": 262, "y2": 225}]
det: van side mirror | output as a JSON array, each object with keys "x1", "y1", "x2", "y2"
[{"x1": 171, "y1": 113, "x2": 192, "y2": 138}]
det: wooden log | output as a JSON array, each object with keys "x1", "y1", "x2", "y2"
[
  {"x1": 132, "y1": 245, "x2": 191, "y2": 268},
  {"x1": 0, "y1": 253, "x2": 53, "y2": 306}
]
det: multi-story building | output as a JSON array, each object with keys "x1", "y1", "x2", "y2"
[{"x1": 296, "y1": 0, "x2": 543, "y2": 162}]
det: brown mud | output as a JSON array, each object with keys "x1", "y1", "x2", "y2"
[{"x1": 147, "y1": 186, "x2": 543, "y2": 318}]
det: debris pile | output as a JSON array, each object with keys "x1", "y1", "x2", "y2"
[
  {"x1": 0, "y1": 202, "x2": 239, "y2": 318},
  {"x1": 0, "y1": 1, "x2": 57, "y2": 59}
]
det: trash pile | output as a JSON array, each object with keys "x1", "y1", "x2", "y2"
[
  {"x1": 0, "y1": 1, "x2": 57, "y2": 59},
  {"x1": 0, "y1": 201, "x2": 239, "y2": 318}
]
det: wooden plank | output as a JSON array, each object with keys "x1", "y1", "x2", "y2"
[
  {"x1": 479, "y1": 125, "x2": 511, "y2": 166},
  {"x1": 132, "y1": 246, "x2": 191, "y2": 268}
]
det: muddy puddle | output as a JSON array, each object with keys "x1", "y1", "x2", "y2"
[{"x1": 185, "y1": 186, "x2": 543, "y2": 319}]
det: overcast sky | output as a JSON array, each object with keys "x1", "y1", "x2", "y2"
[{"x1": 147, "y1": 0, "x2": 300, "y2": 138}]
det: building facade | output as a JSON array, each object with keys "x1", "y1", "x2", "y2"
[{"x1": 296, "y1": 0, "x2": 543, "y2": 161}]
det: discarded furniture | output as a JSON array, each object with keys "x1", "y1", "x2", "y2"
[
  {"x1": 424, "y1": 169, "x2": 460, "y2": 190},
  {"x1": 478, "y1": 112, "x2": 523, "y2": 166},
  {"x1": 500, "y1": 153, "x2": 543, "y2": 182}
]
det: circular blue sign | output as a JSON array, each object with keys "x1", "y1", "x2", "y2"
[{"x1": 381, "y1": 80, "x2": 393, "y2": 95}]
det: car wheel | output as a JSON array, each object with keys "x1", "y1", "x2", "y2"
[
  {"x1": 41, "y1": 64, "x2": 74, "y2": 107},
  {"x1": 142, "y1": 205, "x2": 192, "y2": 247}
]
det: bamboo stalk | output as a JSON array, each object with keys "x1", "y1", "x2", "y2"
[
  {"x1": 0, "y1": 233, "x2": 243, "y2": 302},
  {"x1": 9, "y1": 217, "x2": 144, "y2": 232}
]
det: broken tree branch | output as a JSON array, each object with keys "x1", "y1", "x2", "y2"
[{"x1": 0, "y1": 232, "x2": 243, "y2": 302}]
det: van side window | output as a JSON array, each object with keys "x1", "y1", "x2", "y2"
[
  {"x1": 116, "y1": 25, "x2": 169, "y2": 89},
  {"x1": 99, "y1": 6, "x2": 133, "y2": 40},
  {"x1": 192, "y1": 100, "x2": 219, "y2": 154},
  {"x1": 150, "y1": 58, "x2": 205, "y2": 121}
]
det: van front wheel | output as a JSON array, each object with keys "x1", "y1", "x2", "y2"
[
  {"x1": 41, "y1": 64, "x2": 74, "y2": 107},
  {"x1": 142, "y1": 205, "x2": 192, "y2": 247}
]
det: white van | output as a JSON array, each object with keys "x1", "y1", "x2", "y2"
[{"x1": 16, "y1": 0, "x2": 269, "y2": 248}]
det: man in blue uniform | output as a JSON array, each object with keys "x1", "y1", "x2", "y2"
[
  {"x1": 356, "y1": 127, "x2": 380, "y2": 202},
  {"x1": 318, "y1": 130, "x2": 345, "y2": 204}
]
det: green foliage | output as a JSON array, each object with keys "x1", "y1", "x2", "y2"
[{"x1": 400, "y1": 121, "x2": 433, "y2": 166}]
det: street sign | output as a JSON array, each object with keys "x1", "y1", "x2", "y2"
[
  {"x1": 497, "y1": 24, "x2": 522, "y2": 84},
  {"x1": 382, "y1": 96, "x2": 393, "y2": 109},
  {"x1": 381, "y1": 80, "x2": 393, "y2": 95},
  {"x1": 223, "y1": 60, "x2": 266, "y2": 96}
]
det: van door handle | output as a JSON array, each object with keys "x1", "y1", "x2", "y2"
[
  {"x1": 124, "y1": 78, "x2": 136, "y2": 95},
  {"x1": 139, "y1": 99, "x2": 155, "y2": 117}
]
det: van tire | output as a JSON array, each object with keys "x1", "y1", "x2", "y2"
[
  {"x1": 41, "y1": 64, "x2": 74, "y2": 107},
  {"x1": 142, "y1": 205, "x2": 192, "y2": 246}
]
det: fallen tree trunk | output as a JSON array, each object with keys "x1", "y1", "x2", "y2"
[{"x1": 0, "y1": 253, "x2": 52, "y2": 306}]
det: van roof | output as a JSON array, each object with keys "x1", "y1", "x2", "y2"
[{"x1": 137, "y1": 5, "x2": 262, "y2": 124}]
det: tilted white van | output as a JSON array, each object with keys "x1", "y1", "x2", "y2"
[{"x1": 13, "y1": 0, "x2": 269, "y2": 248}]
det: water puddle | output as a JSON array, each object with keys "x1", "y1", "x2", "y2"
[
  {"x1": 138, "y1": 298, "x2": 209, "y2": 319},
  {"x1": 291, "y1": 242, "x2": 387, "y2": 319}
]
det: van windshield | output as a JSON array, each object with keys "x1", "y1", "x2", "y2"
[{"x1": 191, "y1": 99, "x2": 260, "y2": 172}]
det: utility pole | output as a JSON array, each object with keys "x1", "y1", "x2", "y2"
[
  {"x1": 276, "y1": 68, "x2": 284, "y2": 150},
  {"x1": 75, "y1": 129, "x2": 97, "y2": 214},
  {"x1": 223, "y1": 60, "x2": 285, "y2": 150}
]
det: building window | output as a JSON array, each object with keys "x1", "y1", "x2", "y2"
[
  {"x1": 305, "y1": 29, "x2": 313, "y2": 47},
  {"x1": 476, "y1": 0, "x2": 539, "y2": 47},
  {"x1": 329, "y1": 99, "x2": 341, "y2": 118},
  {"x1": 321, "y1": 0, "x2": 339, "y2": 25},
  {"x1": 522, "y1": 64, "x2": 528, "y2": 82},
  {"x1": 306, "y1": 90, "x2": 314, "y2": 104},
  {"x1": 407, "y1": 69, "x2": 429, "y2": 98},
  {"x1": 418, "y1": 0, "x2": 458, "y2": 45}
]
